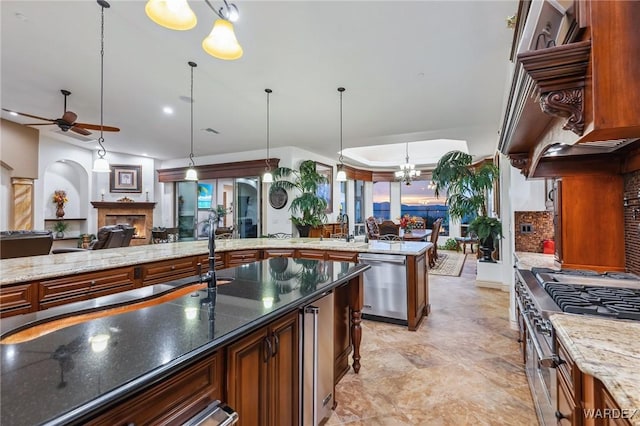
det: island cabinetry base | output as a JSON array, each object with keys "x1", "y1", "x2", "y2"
[
  {"x1": 225, "y1": 249, "x2": 262, "y2": 266},
  {"x1": 407, "y1": 253, "x2": 428, "y2": 331},
  {"x1": 86, "y1": 350, "x2": 223, "y2": 426},
  {"x1": 263, "y1": 248, "x2": 295, "y2": 258},
  {"x1": 140, "y1": 258, "x2": 201, "y2": 286},
  {"x1": 226, "y1": 311, "x2": 299, "y2": 426},
  {"x1": 38, "y1": 267, "x2": 136, "y2": 310},
  {"x1": 333, "y1": 283, "x2": 351, "y2": 384},
  {"x1": 196, "y1": 253, "x2": 225, "y2": 273},
  {"x1": 0, "y1": 283, "x2": 35, "y2": 318}
]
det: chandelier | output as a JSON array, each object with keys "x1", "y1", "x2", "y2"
[{"x1": 395, "y1": 142, "x2": 421, "y2": 185}]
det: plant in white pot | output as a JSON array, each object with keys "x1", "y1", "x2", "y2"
[{"x1": 269, "y1": 160, "x2": 328, "y2": 237}]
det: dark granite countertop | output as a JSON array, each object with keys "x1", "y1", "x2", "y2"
[{"x1": 1, "y1": 258, "x2": 367, "y2": 426}]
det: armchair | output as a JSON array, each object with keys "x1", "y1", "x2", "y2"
[
  {"x1": 378, "y1": 220, "x2": 399, "y2": 236},
  {"x1": 365, "y1": 217, "x2": 380, "y2": 240},
  {"x1": 52, "y1": 225, "x2": 130, "y2": 254},
  {"x1": 0, "y1": 230, "x2": 54, "y2": 259}
]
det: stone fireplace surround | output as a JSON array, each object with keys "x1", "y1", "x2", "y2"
[{"x1": 91, "y1": 202, "x2": 155, "y2": 246}]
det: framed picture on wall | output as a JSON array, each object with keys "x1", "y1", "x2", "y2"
[
  {"x1": 110, "y1": 164, "x2": 142, "y2": 193},
  {"x1": 315, "y1": 162, "x2": 333, "y2": 213}
]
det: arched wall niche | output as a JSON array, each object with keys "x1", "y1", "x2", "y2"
[{"x1": 43, "y1": 160, "x2": 88, "y2": 222}]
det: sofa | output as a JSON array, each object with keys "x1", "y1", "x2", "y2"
[{"x1": 0, "y1": 230, "x2": 54, "y2": 259}]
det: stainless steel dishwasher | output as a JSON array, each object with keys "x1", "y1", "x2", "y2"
[{"x1": 358, "y1": 253, "x2": 407, "y2": 324}]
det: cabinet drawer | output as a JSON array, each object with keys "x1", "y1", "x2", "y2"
[
  {"x1": 197, "y1": 254, "x2": 225, "y2": 272},
  {"x1": 326, "y1": 251, "x2": 358, "y2": 262},
  {"x1": 226, "y1": 250, "x2": 261, "y2": 265},
  {"x1": 39, "y1": 268, "x2": 135, "y2": 309},
  {"x1": 88, "y1": 351, "x2": 223, "y2": 426},
  {"x1": 295, "y1": 249, "x2": 325, "y2": 260},
  {"x1": 557, "y1": 371, "x2": 581, "y2": 426},
  {"x1": 0, "y1": 283, "x2": 35, "y2": 317},
  {"x1": 263, "y1": 249, "x2": 295, "y2": 258},
  {"x1": 141, "y1": 258, "x2": 197, "y2": 285},
  {"x1": 557, "y1": 338, "x2": 580, "y2": 399}
]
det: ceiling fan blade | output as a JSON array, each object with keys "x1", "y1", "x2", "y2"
[
  {"x1": 61, "y1": 111, "x2": 78, "y2": 123},
  {"x1": 23, "y1": 123, "x2": 56, "y2": 126},
  {"x1": 70, "y1": 126, "x2": 92, "y2": 136},
  {"x1": 74, "y1": 122, "x2": 120, "y2": 132},
  {"x1": 2, "y1": 108, "x2": 54, "y2": 122}
]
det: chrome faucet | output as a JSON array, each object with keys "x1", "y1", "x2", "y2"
[
  {"x1": 204, "y1": 210, "x2": 218, "y2": 289},
  {"x1": 340, "y1": 213, "x2": 351, "y2": 242}
]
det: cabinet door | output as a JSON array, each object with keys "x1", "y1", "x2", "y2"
[
  {"x1": 553, "y1": 179, "x2": 562, "y2": 264},
  {"x1": 263, "y1": 249, "x2": 295, "y2": 259},
  {"x1": 295, "y1": 249, "x2": 325, "y2": 260},
  {"x1": 269, "y1": 312, "x2": 299, "y2": 426},
  {"x1": 0, "y1": 283, "x2": 35, "y2": 317},
  {"x1": 226, "y1": 250, "x2": 261, "y2": 266},
  {"x1": 333, "y1": 284, "x2": 351, "y2": 384},
  {"x1": 557, "y1": 371, "x2": 581, "y2": 426},
  {"x1": 326, "y1": 251, "x2": 358, "y2": 262},
  {"x1": 87, "y1": 351, "x2": 223, "y2": 425},
  {"x1": 227, "y1": 326, "x2": 270, "y2": 426}
]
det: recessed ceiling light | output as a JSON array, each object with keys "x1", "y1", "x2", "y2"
[
  {"x1": 163, "y1": 106, "x2": 174, "y2": 115},
  {"x1": 142, "y1": 153, "x2": 148, "y2": 156}
]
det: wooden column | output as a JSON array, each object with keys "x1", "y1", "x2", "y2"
[{"x1": 12, "y1": 178, "x2": 33, "y2": 230}]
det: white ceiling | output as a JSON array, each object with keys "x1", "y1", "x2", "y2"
[{"x1": 1, "y1": 0, "x2": 517, "y2": 168}]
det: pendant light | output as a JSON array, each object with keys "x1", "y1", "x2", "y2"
[
  {"x1": 202, "y1": 0, "x2": 243, "y2": 60},
  {"x1": 145, "y1": 0, "x2": 197, "y2": 31},
  {"x1": 93, "y1": 0, "x2": 111, "y2": 173},
  {"x1": 185, "y1": 61, "x2": 198, "y2": 181},
  {"x1": 262, "y1": 88, "x2": 273, "y2": 184},
  {"x1": 336, "y1": 87, "x2": 347, "y2": 182},
  {"x1": 395, "y1": 142, "x2": 421, "y2": 185}
]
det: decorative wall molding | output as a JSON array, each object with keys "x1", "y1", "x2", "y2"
[
  {"x1": 540, "y1": 88, "x2": 584, "y2": 135},
  {"x1": 509, "y1": 154, "x2": 531, "y2": 176}
]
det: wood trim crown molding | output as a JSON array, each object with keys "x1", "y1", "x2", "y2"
[
  {"x1": 91, "y1": 202, "x2": 157, "y2": 209},
  {"x1": 157, "y1": 158, "x2": 280, "y2": 182},
  {"x1": 518, "y1": 40, "x2": 591, "y2": 136}
]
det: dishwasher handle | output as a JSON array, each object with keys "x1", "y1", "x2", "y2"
[
  {"x1": 183, "y1": 400, "x2": 238, "y2": 426},
  {"x1": 358, "y1": 254, "x2": 406, "y2": 264}
]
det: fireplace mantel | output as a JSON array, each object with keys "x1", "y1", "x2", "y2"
[{"x1": 91, "y1": 201, "x2": 156, "y2": 246}]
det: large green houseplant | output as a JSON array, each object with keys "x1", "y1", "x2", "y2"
[
  {"x1": 270, "y1": 160, "x2": 328, "y2": 237},
  {"x1": 431, "y1": 150, "x2": 500, "y2": 261},
  {"x1": 468, "y1": 216, "x2": 502, "y2": 262}
]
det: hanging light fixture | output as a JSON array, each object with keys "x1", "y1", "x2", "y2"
[
  {"x1": 93, "y1": 0, "x2": 111, "y2": 173},
  {"x1": 144, "y1": 0, "x2": 197, "y2": 31},
  {"x1": 336, "y1": 87, "x2": 347, "y2": 182},
  {"x1": 185, "y1": 61, "x2": 198, "y2": 181},
  {"x1": 202, "y1": 0, "x2": 243, "y2": 60},
  {"x1": 262, "y1": 88, "x2": 273, "y2": 184},
  {"x1": 395, "y1": 142, "x2": 421, "y2": 185}
]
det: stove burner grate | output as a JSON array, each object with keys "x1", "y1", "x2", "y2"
[{"x1": 545, "y1": 283, "x2": 640, "y2": 320}]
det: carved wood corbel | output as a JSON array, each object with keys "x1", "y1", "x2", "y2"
[
  {"x1": 518, "y1": 40, "x2": 591, "y2": 136},
  {"x1": 509, "y1": 153, "x2": 530, "y2": 176}
]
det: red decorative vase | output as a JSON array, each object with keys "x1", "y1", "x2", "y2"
[{"x1": 56, "y1": 204, "x2": 65, "y2": 218}]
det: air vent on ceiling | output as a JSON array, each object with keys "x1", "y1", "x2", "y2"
[{"x1": 53, "y1": 129, "x2": 95, "y2": 142}]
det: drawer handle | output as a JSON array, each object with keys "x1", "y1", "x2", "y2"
[
  {"x1": 171, "y1": 265, "x2": 175, "y2": 270},
  {"x1": 90, "y1": 280, "x2": 96, "y2": 286},
  {"x1": 272, "y1": 333, "x2": 279, "y2": 357},
  {"x1": 263, "y1": 337, "x2": 272, "y2": 363}
]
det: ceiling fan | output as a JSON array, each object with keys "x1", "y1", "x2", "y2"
[{"x1": 2, "y1": 89, "x2": 120, "y2": 136}]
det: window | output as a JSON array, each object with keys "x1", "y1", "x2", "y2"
[
  {"x1": 373, "y1": 181, "x2": 390, "y2": 220},
  {"x1": 354, "y1": 180, "x2": 364, "y2": 224},
  {"x1": 400, "y1": 179, "x2": 449, "y2": 235},
  {"x1": 339, "y1": 181, "x2": 347, "y2": 216}
]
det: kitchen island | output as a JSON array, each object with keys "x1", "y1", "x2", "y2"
[
  {"x1": 0, "y1": 238, "x2": 431, "y2": 331},
  {"x1": 0, "y1": 258, "x2": 369, "y2": 425}
]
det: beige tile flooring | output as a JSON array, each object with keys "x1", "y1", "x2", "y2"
[{"x1": 327, "y1": 258, "x2": 539, "y2": 425}]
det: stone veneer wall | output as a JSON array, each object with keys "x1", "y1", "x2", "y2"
[
  {"x1": 624, "y1": 170, "x2": 640, "y2": 275},
  {"x1": 514, "y1": 211, "x2": 554, "y2": 253}
]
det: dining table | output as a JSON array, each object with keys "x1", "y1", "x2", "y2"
[{"x1": 400, "y1": 229, "x2": 432, "y2": 242}]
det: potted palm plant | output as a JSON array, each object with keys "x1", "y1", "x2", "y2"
[
  {"x1": 431, "y1": 150, "x2": 500, "y2": 260},
  {"x1": 270, "y1": 160, "x2": 328, "y2": 237},
  {"x1": 467, "y1": 216, "x2": 502, "y2": 262}
]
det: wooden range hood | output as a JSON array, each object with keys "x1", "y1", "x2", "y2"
[{"x1": 498, "y1": 0, "x2": 640, "y2": 178}]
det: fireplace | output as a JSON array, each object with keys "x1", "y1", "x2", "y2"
[{"x1": 91, "y1": 202, "x2": 156, "y2": 246}]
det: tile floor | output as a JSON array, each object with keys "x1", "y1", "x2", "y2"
[{"x1": 327, "y1": 258, "x2": 539, "y2": 425}]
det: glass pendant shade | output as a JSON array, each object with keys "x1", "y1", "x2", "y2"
[
  {"x1": 262, "y1": 171, "x2": 273, "y2": 183},
  {"x1": 202, "y1": 19, "x2": 243, "y2": 60},
  {"x1": 336, "y1": 167, "x2": 347, "y2": 182},
  {"x1": 93, "y1": 157, "x2": 110, "y2": 173},
  {"x1": 185, "y1": 167, "x2": 198, "y2": 181},
  {"x1": 145, "y1": 0, "x2": 197, "y2": 30}
]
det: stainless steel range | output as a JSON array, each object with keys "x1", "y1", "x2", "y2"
[{"x1": 514, "y1": 267, "x2": 640, "y2": 426}]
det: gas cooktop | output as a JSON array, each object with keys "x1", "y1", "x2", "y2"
[{"x1": 545, "y1": 283, "x2": 640, "y2": 320}]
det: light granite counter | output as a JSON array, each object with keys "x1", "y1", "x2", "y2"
[
  {"x1": 0, "y1": 238, "x2": 430, "y2": 286},
  {"x1": 550, "y1": 313, "x2": 640, "y2": 425},
  {"x1": 514, "y1": 251, "x2": 558, "y2": 271}
]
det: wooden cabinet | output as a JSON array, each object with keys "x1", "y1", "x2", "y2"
[
  {"x1": 557, "y1": 370, "x2": 581, "y2": 426},
  {"x1": 326, "y1": 251, "x2": 358, "y2": 262},
  {"x1": 333, "y1": 284, "x2": 351, "y2": 384},
  {"x1": 0, "y1": 283, "x2": 35, "y2": 317},
  {"x1": 554, "y1": 175, "x2": 625, "y2": 272},
  {"x1": 196, "y1": 253, "x2": 224, "y2": 273},
  {"x1": 600, "y1": 386, "x2": 632, "y2": 426},
  {"x1": 140, "y1": 257, "x2": 199, "y2": 286},
  {"x1": 38, "y1": 267, "x2": 135, "y2": 310},
  {"x1": 87, "y1": 351, "x2": 223, "y2": 425},
  {"x1": 226, "y1": 311, "x2": 299, "y2": 426},
  {"x1": 295, "y1": 249, "x2": 326, "y2": 260},
  {"x1": 225, "y1": 249, "x2": 262, "y2": 266}
]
